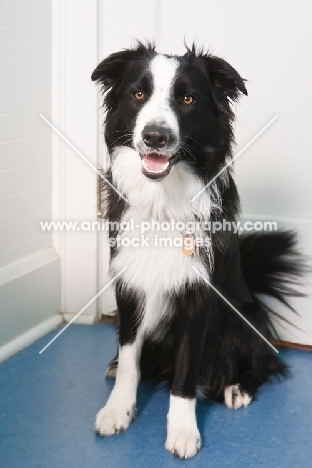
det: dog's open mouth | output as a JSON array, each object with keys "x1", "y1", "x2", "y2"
[{"x1": 141, "y1": 153, "x2": 178, "y2": 179}]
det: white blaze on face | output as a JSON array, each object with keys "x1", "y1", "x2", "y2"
[{"x1": 133, "y1": 54, "x2": 180, "y2": 154}]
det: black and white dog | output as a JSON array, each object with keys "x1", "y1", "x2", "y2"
[{"x1": 91, "y1": 42, "x2": 301, "y2": 458}]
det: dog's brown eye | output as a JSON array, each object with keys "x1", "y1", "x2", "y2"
[
  {"x1": 183, "y1": 95, "x2": 194, "y2": 105},
  {"x1": 134, "y1": 91, "x2": 145, "y2": 100}
]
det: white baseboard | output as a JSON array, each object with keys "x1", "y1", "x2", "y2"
[
  {"x1": 0, "y1": 247, "x2": 60, "y2": 287},
  {"x1": 0, "y1": 314, "x2": 63, "y2": 364},
  {"x1": 0, "y1": 247, "x2": 61, "y2": 347},
  {"x1": 101, "y1": 307, "x2": 117, "y2": 317},
  {"x1": 63, "y1": 313, "x2": 96, "y2": 325}
]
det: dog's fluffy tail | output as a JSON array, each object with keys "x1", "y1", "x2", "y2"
[{"x1": 239, "y1": 231, "x2": 306, "y2": 336}]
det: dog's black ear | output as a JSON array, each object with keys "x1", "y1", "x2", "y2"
[
  {"x1": 91, "y1": 50, "x2": 136, "y2": 88},
  {"x1": 205, "y1": 56, "x2": 247, "y2": 101},
  {"x1": 91, "y1": 42, "x2": 155, "y2": 90}
]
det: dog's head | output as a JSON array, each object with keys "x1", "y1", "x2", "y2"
[{"x1": 92, "y1": 42, "x2": 247, "y2": 181}]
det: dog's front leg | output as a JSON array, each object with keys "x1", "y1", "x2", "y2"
[
  {"x1": 95, "y1": 283, "x2": 142, "y2": 436},
  {"x1": 165, "y1": 283, "x2": 210, "y2": 458}
]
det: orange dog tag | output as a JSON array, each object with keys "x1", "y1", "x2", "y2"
[{"x1": 182, "y1": 234, "x2": 195, "y2": 256}]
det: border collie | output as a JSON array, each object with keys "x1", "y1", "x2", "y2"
[{"x1": 91, "y1": 42, "x2": 302, "y2": 458}]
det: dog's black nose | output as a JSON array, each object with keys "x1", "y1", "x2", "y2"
[{"x1": 142, "y1": 125, "x2": 170, "y2": 149}]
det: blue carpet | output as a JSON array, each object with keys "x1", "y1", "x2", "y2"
[{"x1": 0, "y1": 323, "x2": 311, "y2": 467}]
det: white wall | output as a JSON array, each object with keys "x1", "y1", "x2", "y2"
[
  {"x1": 0, "y1": 0, "x2": 60, "y2": 350},
  {"x1": 98, "y1": 0, "x2": 312, "y2": 344},
  {"x1": 155, "y1": 0, "x2": 312, "y2": 218},
  {"x1": 0, "y1": 0, "x2": 52, "y2": 264}
]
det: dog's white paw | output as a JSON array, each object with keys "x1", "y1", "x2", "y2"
[
  {"x1": 95, "y1": 402, "x2": 136, "y2": 436},
  {"x1": 224, "y1": 384, "x2": 252, "y2": 410},
  {"x1": 165, "y1": 426, "x2": 201, "y2": 459}
]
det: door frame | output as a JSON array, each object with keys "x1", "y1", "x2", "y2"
[{"x1": 52, "y1": 0, "x2": 103, "y2": 323}]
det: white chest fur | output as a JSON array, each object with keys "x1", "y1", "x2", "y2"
[{"x1": 110, "y1": 146, "x2": 213, "y2": 332}]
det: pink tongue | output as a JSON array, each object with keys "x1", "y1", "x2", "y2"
[{"x1": 144, "y1": 154, "x2": 168, "y2": 171}]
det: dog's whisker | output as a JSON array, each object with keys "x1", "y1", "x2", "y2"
[
  {"x1": 110, "y1": 134, "x2": 134, "y2": 147},
  {"x1": 181, "y1": 143, "x2": 196, "y2": 160},
  {"x1": 183, "y1": 141, "x2": 197, "y2": 153},
  {"x1": 107, "y1": 129, "x2": 134, "y2": 135},
  {"x1": 185, "y1": 135, "x2": 199, "y2": 145}
]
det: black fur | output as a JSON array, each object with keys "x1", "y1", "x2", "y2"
[{"x1": 92, "y1": 42, "x2": 304, "y2": 444}]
